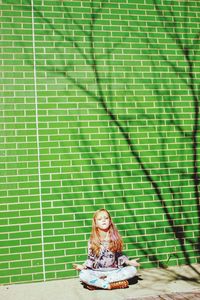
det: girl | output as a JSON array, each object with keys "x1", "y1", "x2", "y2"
[{"x1": 73, "y1": 208, "x2": 140, "y2": 290}]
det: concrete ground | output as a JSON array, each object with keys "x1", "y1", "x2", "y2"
[{"x1": 0, "y1": 264, "x2": 199, "y2": 300}]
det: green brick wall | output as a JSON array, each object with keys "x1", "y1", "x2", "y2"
[{"x1": 1, "y1": 0, "x2": 199, "y2": 285}]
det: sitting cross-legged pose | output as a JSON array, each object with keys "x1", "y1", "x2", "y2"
[{"x1": 73, "y1": 208, "x2": 140, "y2": 290}]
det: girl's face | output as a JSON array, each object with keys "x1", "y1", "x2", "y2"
[{"x1": 95, "y1": 210, "x2": 111, "y2": 231}]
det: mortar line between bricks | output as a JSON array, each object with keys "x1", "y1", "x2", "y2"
[{"x1": 31, "y1": 0, "x2": 46, "y2": 282}]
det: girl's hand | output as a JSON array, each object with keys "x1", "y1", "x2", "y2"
[
  {"x1": 127, "y1": 258, "x2": 140, "y2": 267},
  {"x1": 73, "y1": 263, "x2": 85, "y2": 271}
]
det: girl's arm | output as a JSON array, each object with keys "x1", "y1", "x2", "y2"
[
  {"x1": 73, "y1": 241, "x2": 95, "y2": 271},
  {"x1": 73, "y1": 263, "x2": 86, "y2": 271},
  {"x1": 125, "y1": 258, "x2": 140, "y2": 267}
]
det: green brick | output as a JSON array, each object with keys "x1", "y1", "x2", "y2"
[{"x1": 10, "y1": 274, "x2": 33, "y2": 283}]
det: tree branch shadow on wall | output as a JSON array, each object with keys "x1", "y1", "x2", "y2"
[
  {"x1": 32, "y1": 0, "x2": 200, "y2": 274},
  {"x1": 152, "y1": 0, "x2": 200, "y2": 260}
]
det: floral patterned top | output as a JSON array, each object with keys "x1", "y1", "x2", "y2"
[{"x1": 84, "y1": 241, "x2": 128, "y2": 270}]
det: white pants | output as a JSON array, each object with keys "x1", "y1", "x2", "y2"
[{"x1": 79, "y1": 266, "x2": 137, "y2": 289}]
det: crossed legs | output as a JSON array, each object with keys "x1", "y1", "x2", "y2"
[{"x1": 79, "y1": 266, "x2": 137, "y2": 289}]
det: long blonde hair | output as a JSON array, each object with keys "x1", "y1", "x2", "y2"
[{"x1": 89, "y1": 209, "x2": 123, "y2": 256}]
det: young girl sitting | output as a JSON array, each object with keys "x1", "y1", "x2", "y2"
[{"x1": 73, "y1": 208, "x2": 140, "y2": 290}]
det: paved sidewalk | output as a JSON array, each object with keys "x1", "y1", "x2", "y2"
[
  {"x1": 0, "y1": 264, "x2": 199, "y2": 300},
  {"x1": 130, "y1": 292, "x2": 200, "y2": 300}
]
